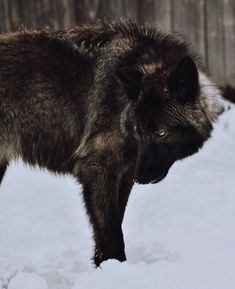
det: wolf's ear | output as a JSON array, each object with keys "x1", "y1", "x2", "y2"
[
  {"x1": 116, "y1": 67, "x2": 143, "y2": 101},
  {"x1": 168, "y1": 56, "x2": 199, "y2": 103}
]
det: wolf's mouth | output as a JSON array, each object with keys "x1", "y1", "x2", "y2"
[
  {"x1": 134, "y1": 171, "x2": 168, "y2": 185},
  {"x1": 150, "y1": 172, "x2": 168, "y2": 184}
]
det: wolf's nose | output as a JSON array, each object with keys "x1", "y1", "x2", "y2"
[{"x1": 133, "y1": 177, "x2": 139, "y2": 183}]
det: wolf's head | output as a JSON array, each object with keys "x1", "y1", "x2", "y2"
[{"x1": 116, "y1": 30, "x2": 225, "y2": 184}]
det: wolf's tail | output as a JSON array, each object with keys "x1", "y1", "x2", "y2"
[{"x1": 221, "y1": 85, "x2": 235, "y2": 104}]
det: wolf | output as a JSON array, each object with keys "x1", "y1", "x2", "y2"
[
  {"x1": 0, "y1": 20, "x2": 224, "y2": 266},
  {"x1": 222, "y1": 85, "x2": 235, "y2": 104}
]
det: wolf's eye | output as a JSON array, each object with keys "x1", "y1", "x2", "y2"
[
  {"x1": 155, "y1": 130, "x2": 168, "y2": 138},
  {"x1": 134, "y1": 124, "x2": 140, "y2": 138}
]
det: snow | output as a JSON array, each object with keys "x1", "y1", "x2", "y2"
[
  {"x1": 8, "y1": 272, "x2": 48, "y2": 289},
  {"x1": 0, "y1": 107, "x2": 235, "y2": 289}
]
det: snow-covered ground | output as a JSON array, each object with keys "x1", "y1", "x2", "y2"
[{"x1": 0, "y1": 107, "x2": 235, "y2": 289}]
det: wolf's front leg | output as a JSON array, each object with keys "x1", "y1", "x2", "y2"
[
  {"x1": 0, "y1": 161, "x2": 8, "y2": 185},
  {"x1": 76, "y1": 163, "x2": 126, "y2": 267},
  {"x1": 118, "y1": 172, "x2": 134, "y2": 223}
]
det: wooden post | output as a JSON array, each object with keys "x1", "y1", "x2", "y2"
[
  {"x1": 223, "y1": 0, "x2": 235, "y2": 85},
  {"x1": 206, "y1": 0, "x2": 226, "y2": 84},
  {"x1": 171, "y1": 0, "x2": 207, "y2": 64}
]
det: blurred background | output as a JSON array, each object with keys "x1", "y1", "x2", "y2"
[{"x1": 0, "y1": 0, "x2": 234, "y2": 85}]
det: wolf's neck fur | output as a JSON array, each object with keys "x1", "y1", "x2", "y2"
[{"x1": 198, "y1": 72, "x2": 226, "y2": 122}]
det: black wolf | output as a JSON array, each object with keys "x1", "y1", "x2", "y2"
[
  {"x1": 221, "y1": 85, "x2": 235, "y2": 104},
  {"x1": 0, "y1": 20, "x2": 224, "y2": 266}
]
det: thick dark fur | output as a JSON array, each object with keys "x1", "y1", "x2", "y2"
[
  {"x1": 0, "y1": 20, "x2": 224, "y2": 266},
  {"x1": 221, "y1": 85, "x2": 235, "y2": 104}
]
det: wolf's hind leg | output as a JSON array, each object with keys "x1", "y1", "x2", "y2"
[{"x1": 0, "y1": 161, "x2": 8, "y2": 185}]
